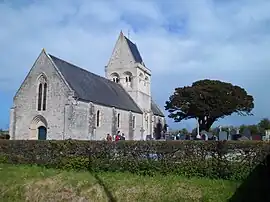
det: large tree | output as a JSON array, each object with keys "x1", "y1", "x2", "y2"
[
  {"x1": 165, "y1": 79, "x2": 254, "y2": 132},
  {"x1": 239, "y1": 124, "x2": 259, "y2": 135},
  {"x1": 258, "y1": 118, "x2": 270, "y2": 132}
]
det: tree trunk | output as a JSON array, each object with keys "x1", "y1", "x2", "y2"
[{"x1": 198, "y1": 116, "x2": 216, "y2": 132}]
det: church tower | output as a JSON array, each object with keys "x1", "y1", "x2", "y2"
[{"x1": 105, "y1": 31, "x2": 152, "y2": 135}]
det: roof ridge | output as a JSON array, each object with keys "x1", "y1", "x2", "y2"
[
  {"x1": 124, "y1": 36, "x2": 135, "y2": 45},
  {"x1": 48, "y1": 53, "x2": 143, "y2": 114},
  {"x1": 49, "y1": 54, "x2": 100, "y2": 77},
  {"x1": 48, "y1": 54, "x2": 119, "y2": 86}
]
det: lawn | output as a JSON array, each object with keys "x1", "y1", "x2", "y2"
[{"x1": 0, "y1": 164, "x2": 240, "y2": 202}]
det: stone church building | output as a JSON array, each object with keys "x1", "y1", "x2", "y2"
[{"x1": 9, "y1": 32, "x2": 165, "y2": 140}]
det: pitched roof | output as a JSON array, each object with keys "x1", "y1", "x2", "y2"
[
  {"x1": 151, "y1": 100, "x2": 165, "y2": 117},
  {"x1": 49, "y1": 54, "x2": 143, "y2": 114},
  {"x1": 124, "y1": 36, "x2": 143, "y2": 63}
]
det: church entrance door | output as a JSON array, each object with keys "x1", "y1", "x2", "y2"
[{"x1": 38, "y1": 126, "x2": 47, "y2": 140}]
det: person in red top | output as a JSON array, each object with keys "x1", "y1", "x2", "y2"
[
  {"x1": 115, "y1": 134, "x2": 121, "y2": 141},
  {"x1": 106, "y1": 134, "x2": 112, "y2": 142},
  {"x1": 115, "y1": 131, "x2": 121, "y2": 142}
]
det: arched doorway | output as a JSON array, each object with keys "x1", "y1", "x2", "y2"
[
  {"x1": 30, "y1": 115, "x2": 48, "y2": 140},
  {"x1": 38, "y1": 126, "x2": 47, "y2": 140}
]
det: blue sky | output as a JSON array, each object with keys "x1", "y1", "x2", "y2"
[{"x1": 0, "y1": 0, "x2": 270, "y2": 131}]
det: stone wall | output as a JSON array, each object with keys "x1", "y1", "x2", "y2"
[
  {"x1": 11, "y1": 50, "x2": 72, "y2": 140},
  {"x1": 66, "y1": 100, "x2": 143, "y2": 140},
  {"x1": 10, "y1": 47, "x2": 162, "y2": 141}
]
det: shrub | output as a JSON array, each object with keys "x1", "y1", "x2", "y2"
[
  {"x1": 0, "y1": 134, "x2": 10, "y2": 140},
  {"x1": 0, "y1": 140, "x2": 269, "y2": 180}
]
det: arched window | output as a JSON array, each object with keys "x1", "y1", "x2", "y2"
[
  {"x1": 139, "y1": 73, "x2": 144, "y2": 83},
  {"x1": 123, "y1": 71, "x2": 133, "y2": 88},
  {"x1": 43, "y1": 83, "x2": 47, "y2": 111},
  {"x1": 117, "y1": 113, "x2": 120, "y2": 128},
  {"x1": 37, "y1": 74, "x2": 48, "y2": 111},
  {"x1": 96, "y1": 110, "x2": 100, "y2": 127},
  {"x1": 145, "y1": 76, "x2": 149, "y2": 86},
  {"x1": 125, "y1": 76, "x2": 132, "y2": 83},
  {"x1": 37, "y1": 83, "x2": 42, "y2": 111},
  {"x1": 112, "y1": 77, "x2": 119, "y2": 83},
  {"x1": 111, "y1": 73, "x2": 120, "y2": 83}
]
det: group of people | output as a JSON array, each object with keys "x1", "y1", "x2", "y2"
[{"x1": 106, "y1": 131, "x2": 126, "y2": 142}]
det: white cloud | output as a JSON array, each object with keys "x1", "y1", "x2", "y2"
[{"x1": 1, "y1": 0, "x2": 270, "y2": 130}]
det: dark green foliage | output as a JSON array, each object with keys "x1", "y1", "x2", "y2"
[
  {"x1": 239, "y1": 124, "x2": 260, "y2": 135},
  {"x1": 165, "y1": 79, "x2": 254, "y2": 131},
  {"x1": 258, "y1": 118, "x2": 270, "y2": 131},
  {"x1": 0, "y1": 140, "x2": 269, "y2": 180},
  {"x1": 0, "y1": 133, "x2": 10, "y2": 140}
]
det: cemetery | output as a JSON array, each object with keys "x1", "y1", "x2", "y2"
[{"x1": 166, "y1": 126, "x2": 266, "y2": 142}]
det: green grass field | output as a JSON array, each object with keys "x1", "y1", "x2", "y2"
[{"x1": 0, "y1": 164, "x2": 240, "y2": 202}]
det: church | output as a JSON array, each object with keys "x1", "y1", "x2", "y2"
[{"x1": 9, "y1": 32, "x2": 165, "y2": 140}]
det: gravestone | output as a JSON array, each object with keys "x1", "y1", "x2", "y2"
[
  {"x1": 170, "y1": 135, "x2": 176, "y2": 140},
  {"x1": 201, "y1": 130, "x2": 208, "y2": 140},
  {"x1": 243, "y1": 128, "x2": 251, "y2": 140},
  {"x1": 227, "y1": 134, "x2": 232, "y2": 140},
  {"x1": 179, "y1": 134, "x2": 186, "y2": 140},
  {"x1": 185, "y1": 135, "x2": 191, "y2": 140},
  {"x1": 165, "y1": 134, "x2": 171, "y2": 140},
  {"x1": 230, "y1": 128, "x2": 237, "y2": 135},
  {"x1": 207, "y1": 132, "x2": 213, "y2": 140},
  {"x1": 219, "y1": 131, "x2": 228, "y2": 141}
]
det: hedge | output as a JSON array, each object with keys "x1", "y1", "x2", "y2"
[
  {"x1": 0, "y1": 140, "x2": 270, "y2": 180},
  {"x1": 0, "y1": 134, "x2": 10, "y2": 140}
]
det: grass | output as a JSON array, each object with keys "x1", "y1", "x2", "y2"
[{"x1": 0, "y1": 164, "x2": 240, "y2": 202}]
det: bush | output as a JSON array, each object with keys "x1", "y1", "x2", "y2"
[
  {"x1": 0, "y1": 134, "x2": 10, "y2": 140},
  {"x1": 0, "y1": 140, "x2": 269, "y2": 180}
]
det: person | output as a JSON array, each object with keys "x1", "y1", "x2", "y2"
[
  {"x1": 115, "y1": 134, "x2": 121, "y2": 141},
  {"x1": 106, "y1": 133, "x2": 112, "y2": 142},
  {"x1": 121, "y1": 133, "x2": 126, "y2": 140},
  {"x1": 113, "y1": 131, "x2": 119, "y2": 141}
]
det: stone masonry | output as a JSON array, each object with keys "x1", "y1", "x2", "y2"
[{"x1": 9, "y1": 32, "x2": 165, "y2": 140}]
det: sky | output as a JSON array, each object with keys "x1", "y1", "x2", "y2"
[{"x1": 0, "y1": 0, "x2": 270, "y2": 131}]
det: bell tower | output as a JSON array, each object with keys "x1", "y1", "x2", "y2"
[
  {"x1": 105, "y1": 31, "x2": 151, "y2": 112},
  {"x1": 105, "y1": 31, "x2": 152, "y2": 135}
]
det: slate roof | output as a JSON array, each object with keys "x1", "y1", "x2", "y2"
[
  {"x1": 124, "y1": 36, "x2": 164, "y2": 117},
  {"x1": 49, "y1": 54, "x2": 143, "y2": 114},
  {"x1": 151, "y1": 100, "x2": 165, "y2": 117},
  {"x1": 124, "y1": 37, "x2": 143, "y2": 63}
]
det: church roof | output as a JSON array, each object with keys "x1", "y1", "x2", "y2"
[
  {"x1": 151, "y1": 100, "x2": 165, "y2": 117},
  {"x1": 124, "y1": 36, "x2": 143, "y2": 63},
  {"x1": 49, "y1": 54, "x2": 143, "y2": 114}
]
